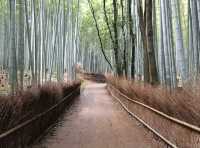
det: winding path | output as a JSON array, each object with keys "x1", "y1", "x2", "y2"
[{"x1": 32, "y1": 82, "x2": 167, "y2": 148}]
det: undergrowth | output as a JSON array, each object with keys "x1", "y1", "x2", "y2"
[
  {"x1": 107, "y1": 75, "x2": 200, "y2": 127},
  {"x1": 0, "y1": 81, "x2": 81, "y2": 133}
]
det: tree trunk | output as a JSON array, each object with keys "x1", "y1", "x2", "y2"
[
  {"x1": 145, "y1": 0, "x2": 159, "y2": 84},
  {"x1": 113, "y1": 0, "x2": 122, "y2": 75},
  {"x1": 137, "y1": 0, "x2": 150, "y2": 82},
  {"x1": 120, "y1": 0, "x2": 127, "y2": 76},
  {"x1": 33, "y1": 0, "x2": 38, "y2": 84},
  {"x1": 128, "y1": 0, "x2": 136, "y2": 78},
  {"x1": 25, "y1": 0, "x2": 34, "y2": 81},
  {"x1": 10, "y1": 0, "x2": 18, "y2": 94},
  {"x1": 18, "y1": 0, "x2": 25, "y2": 89}
]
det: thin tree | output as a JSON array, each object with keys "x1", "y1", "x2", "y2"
[
  {"x1": 128, "y1": 0, "x2": 136, "y2": 78},
  {"x1": 87, "y1": 0, "x2": 113, "y2": 70},
  {"x1": 10, "y1": 0, "x2": 18, "y2": 93},
  {"x1": 25, "y1": 0, "x2": 34, "y2": 81},
  {"x1": 18, "y1": 0, "x2": 25, "y2": 89},
  {"x1": 137, "y1": 0, "x2": 150, "y2": 82},
  {"x1": 113, "y1": 0, "x2": 122, "y2": 75},
  {"x1": 146, "y1": 0, "x2": 159, "y2": 84},
  {"x1": 120, "y1": 0, "x2": 128, "y2": 76}
]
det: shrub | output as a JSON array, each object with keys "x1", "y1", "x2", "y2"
[{"x1": 0, "y1": 81, "x2": 81, "y2": 133}]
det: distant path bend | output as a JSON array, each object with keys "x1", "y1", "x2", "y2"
[{"x1": 33, "y1": 82, "x2": 167, "y2": 148}]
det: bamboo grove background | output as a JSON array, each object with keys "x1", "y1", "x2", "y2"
[
  {"x1": 83, "y1": 0, "x2": 200, "y2": 87},
  {"x1": 0, "y1": 0, "x2": 199, "y2": 93}
]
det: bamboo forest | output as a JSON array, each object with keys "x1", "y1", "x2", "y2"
[{"x1": 0, "y1": 0, "x2": 200, "y2": 147}]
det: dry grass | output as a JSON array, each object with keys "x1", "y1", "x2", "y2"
[
  {"x1": 0, "y1": 81, "x2": 81, "y2": 133},
  {"x1": 107, "y1": 75, "x2": 200, "y2": 127},
  {"x1": 109, "y1": 86, "x2": 200, "y2": 147}
]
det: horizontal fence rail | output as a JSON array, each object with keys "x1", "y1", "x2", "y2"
[
  {"x1": 108, "y1": 85, "x2": 177, "y2": 148},
  {"x1": 0, "y1": 85, "x2": 80, "y2": 148},
  {"x1": 108, "y1": 84, "x2": 200, "y2": 133}
]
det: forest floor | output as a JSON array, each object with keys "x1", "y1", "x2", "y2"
[{"x1": 31, "y1": 81, "x2": 167, "y2": 148}]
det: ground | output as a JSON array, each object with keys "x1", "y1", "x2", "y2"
[{"x1": 32, "y1": 81, "x2": 167, "y2": 148}]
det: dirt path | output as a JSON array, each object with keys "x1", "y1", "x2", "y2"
[{"x1": 32, "y1": 82, "x2": 167, "y2": 148}]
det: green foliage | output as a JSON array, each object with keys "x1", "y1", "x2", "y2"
[
  {"x1": 0, "y1": 0, "x2": 7, "y2": 15},
  {"x1": 80, "y1": 0, "x2": 111, "y2": 51}
]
